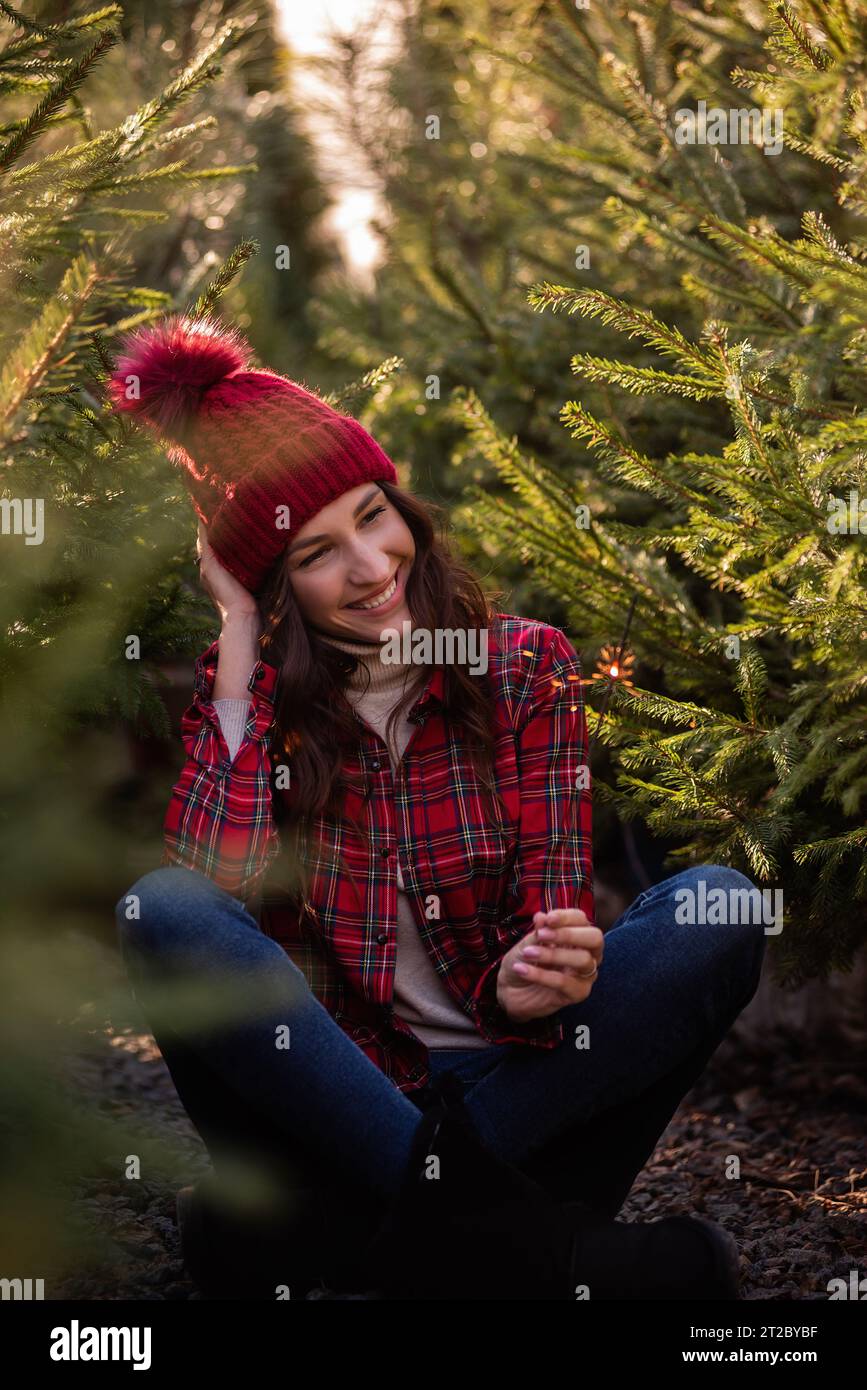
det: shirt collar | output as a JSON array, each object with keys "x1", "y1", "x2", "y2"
[{"x1": 311, "y1": 625, "x2": 446, "y2": 721}]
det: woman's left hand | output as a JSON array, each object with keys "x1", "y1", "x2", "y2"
[{"x1": 495, "y1": 909, "x2": 604, "y2": 1023}]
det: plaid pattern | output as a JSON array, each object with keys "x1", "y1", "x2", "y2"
[{"x1": 162, "y1": 613, "x2": 594, "y2": 1094}]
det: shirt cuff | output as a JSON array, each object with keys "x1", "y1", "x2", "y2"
[
  {"x1": 470, "y1": 956, "x2": 565, "y2": 1047},
  {"x1": 193, "y1": 638, "x2": 279, "y2": 706},
  {"x1": 212, "y1": 698, "x2": 253, "y2": 761}
]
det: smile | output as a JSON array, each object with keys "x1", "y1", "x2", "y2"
[{"x1": 346, "y1": 566, "x2": 401, "y2": 610}]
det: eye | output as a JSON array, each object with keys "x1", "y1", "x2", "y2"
[
  {"x1": 297, "y1": 504, "x2": 388, "y2": 568},
  {"x1": 298, "y1": 547, "x2": 325, "y2": 568}
]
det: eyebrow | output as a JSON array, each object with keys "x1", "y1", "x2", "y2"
[{"x1": 284, "y1": 486, "x2": 384, "y2": 558}]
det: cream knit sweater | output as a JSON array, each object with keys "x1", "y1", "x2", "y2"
[{"x1": 212, "y1": 632, "x2": 489, "y2": 1050}]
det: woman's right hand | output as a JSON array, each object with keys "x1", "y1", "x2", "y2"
[{"x1": 196, "y1": 520, "x2": 259, "y2": 624}]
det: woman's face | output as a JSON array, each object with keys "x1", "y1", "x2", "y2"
[{"x1": 283, "y1": 483, "x2": 416, "y2": 639}]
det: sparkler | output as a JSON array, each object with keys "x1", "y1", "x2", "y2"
[
  {"x1": 533, "y1": 595, "x2": 643, "y2": 916},
  {"x1": 586, "y1": 594, "x2": 638, "y2": 765}
]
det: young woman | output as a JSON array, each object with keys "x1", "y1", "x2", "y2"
[{"x1": 110, "y1": 316, "x2": 766, "y2": 1301}]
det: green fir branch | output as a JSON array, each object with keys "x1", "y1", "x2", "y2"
[
  {"x1": 186, "y1": 238, "x2": 258, "y2": 319},
  {"x1": 0, "y1": 27, "x2": 117, "y2": 171}
]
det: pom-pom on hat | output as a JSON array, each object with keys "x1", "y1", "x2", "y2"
[{"x1": 107, "y1": 314, "x2": 398, "y2": 594}]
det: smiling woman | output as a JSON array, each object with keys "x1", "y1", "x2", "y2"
[
  {"x1": 107, "y1": 312, "x2": 763, "y2": 1303},
  {"x1": 250, "y1": 471, "x2": 512, "y2": 840},
  {"x1": 284, "y1": 483, "x2": 416, "y2": 632}
]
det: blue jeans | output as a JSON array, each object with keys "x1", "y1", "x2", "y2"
[{"x1": 115, "y1": 863, "x2": 765, "y2": 1219}]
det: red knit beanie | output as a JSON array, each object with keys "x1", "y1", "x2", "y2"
[{"x1": 107, "y1": 314, "x2": 398, "y2": 593}]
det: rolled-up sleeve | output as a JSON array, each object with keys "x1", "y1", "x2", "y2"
[{"x1": 161, "y1": 639, "x2": 281, "y2": 905}]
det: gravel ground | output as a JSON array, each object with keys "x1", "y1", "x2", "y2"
[{"x1": 45, "y1": 988, "x2": 866, "y2": 1302}]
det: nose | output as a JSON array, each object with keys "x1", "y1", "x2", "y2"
[{"x1": 345, "y1": 554, "x2": 400, "y2": 599}]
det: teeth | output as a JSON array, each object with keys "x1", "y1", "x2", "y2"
[{"x1": 349, "y1": 571, "x2": 398, "y2": 609}]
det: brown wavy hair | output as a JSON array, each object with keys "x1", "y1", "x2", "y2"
[{"x1": 252, "y1": 478, "x2": 510, "y2": 915}]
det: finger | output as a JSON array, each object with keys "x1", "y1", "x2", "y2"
[
  {"x1": 536, "y1": 924, "x2": 604, "y2": 953},
  {"x1": 536, "y1": 919, "x2": 600, "y2": 940},
  {"x1": 538, "y1": 909, "x2": 591, "y2": 927},
  {"x1": 543, "y1": 932, "x2": 604, "y2": 969},
  {"x1": 520, "y1": 944, "x2": 596, "y2": 971},
  {"x1": 511, "y1": 961, "x2": 592, "y2": 999}
]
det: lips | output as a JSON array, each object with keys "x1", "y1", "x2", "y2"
[{"x1": 346, "y1": 566, "x2": 400, "y2": 609}]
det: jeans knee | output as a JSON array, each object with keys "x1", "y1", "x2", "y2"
[
  {"x1": 114, "y1": 866, "x2": 312, "y2": 1014},
  {"x1": 115, "y1": 864, "x2": 226, "y2": 954},
  {"x1": 675, "y1": 863, "x2": 768, "y2": 995}
]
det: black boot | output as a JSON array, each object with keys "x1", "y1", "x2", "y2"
[
  {"x1": 569, "y1": 1212, "x2": 741, "y2": 1301},
  {"x1": 175, "y1": 1172, "x2": 333, "y2": 1300},
  {"x1": 363, "y1": 1074, "x2": 740, "y2": 1301}
]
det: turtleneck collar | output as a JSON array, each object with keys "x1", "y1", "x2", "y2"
[{"x1": 313, "y1": 626, "x2": 417, "y2": 698}]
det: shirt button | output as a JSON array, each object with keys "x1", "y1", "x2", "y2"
[
  {"x1": 380, "y1": 846, "x2": 392, "y2": 859},
  {"x1": 254, "y1": 667, "x2": 265, "y2": 680},
  {"x1": 371, "y1": 760, "x2": 381, "y2": 771},
  {"x1": 376, "y1": 932, "x2": 388, "y2": 944}
]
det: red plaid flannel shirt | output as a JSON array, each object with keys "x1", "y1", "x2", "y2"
[{"x1": 162, "y1": 612, "x2": 594, "y2": 1094}]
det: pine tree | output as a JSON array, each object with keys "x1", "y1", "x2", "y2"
[
  {"x1": 306, "y1": 0, "x2": 867, "y2": 982},
  {"x1": 455, "y1": 1, "x2": 867, "y2": 984},
  {"x1": 0, "y1": 1, "x2": 304, "y2": 898},
  {"x1": 0, "y1": 0, "x2": 283, "y2": 1281},
  {"x1": 305, "y1": 0, "x2": 833, "y2": 613},
  {"x1": 81, "y1": 0, "x2": 342, "y2": 375}
]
